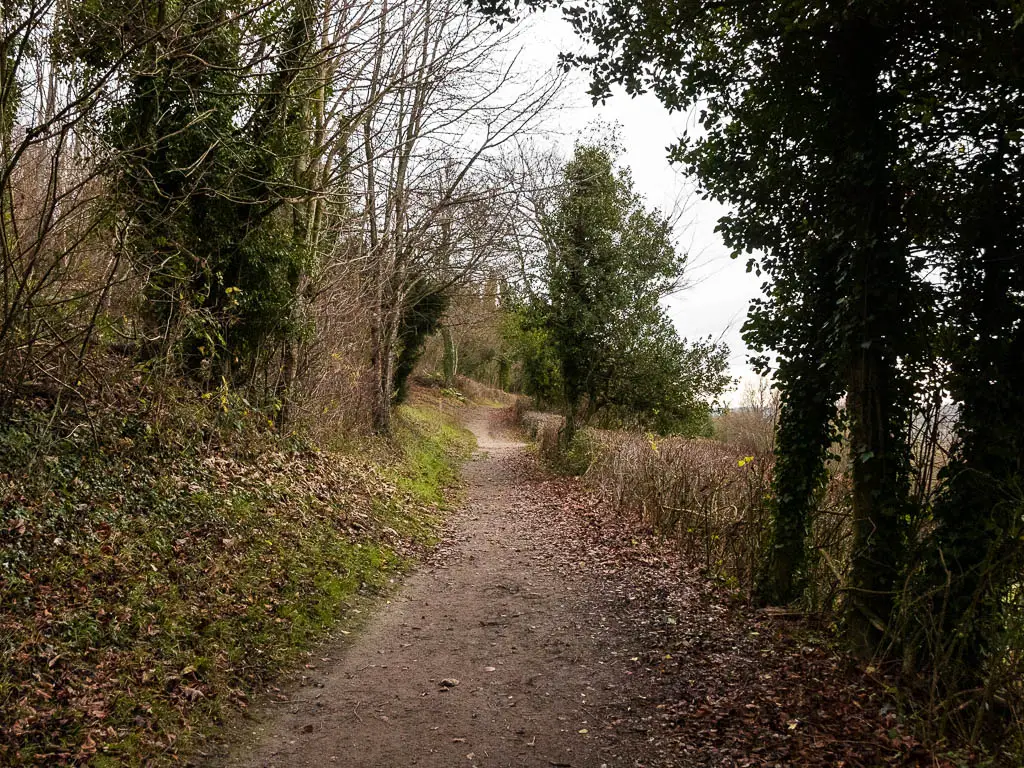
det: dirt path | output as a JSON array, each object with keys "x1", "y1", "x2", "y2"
[
  {"x1": 219, "y1": 407, "x2": 647, "y2": 768},
  {"x1": 214, "y1": 406, "x2": 922, "y2": 768}
]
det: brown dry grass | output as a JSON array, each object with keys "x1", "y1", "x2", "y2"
[
  {"x1": 583, "y1": 431, "x2": 774, "y2": 593},
  {"x1": 518, "y1": 407, "x2": 851, "y2": 604},
  {"x1": 452, "y1": 374, "x2": 518, "y2": 406},
  {"x1": 513, "y1": 401, "x2": 1024, "y2": 759}
]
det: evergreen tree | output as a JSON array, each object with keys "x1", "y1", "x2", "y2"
[{"x1": 541, "y1": 143, "x2": 728, "y2": 440}]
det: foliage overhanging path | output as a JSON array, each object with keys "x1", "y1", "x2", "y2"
[{"x1": 219, "y1": 406, "x2": 646, "y2": 768}]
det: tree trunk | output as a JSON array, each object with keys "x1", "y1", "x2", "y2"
[
  {"x1": 846, "y1": 344, "x2": 908, "y2": 655},
  {"x1": 925, "y1": 135, "x2": 1024, "y2": 684},
  {"x1": 441, "y1": 325, "x2": 456, "y2": 385},
  {"x1": 759, "y1": 354, "x2": 838, "y2": 605},
  {"x1": 828, "y1": 15, "x2": 913, "y2": 657}
]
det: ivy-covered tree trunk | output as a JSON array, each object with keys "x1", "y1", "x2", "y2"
[
  {"x1": 925, "y1": 136, "x2": 1024, "y2": 685},
  {"x1": 828, "y1": 16, "x2": 914, "y2": 657},
  {"x1": 279, "y1": 0, "x2": 317, "y2": 415},
  {"x1": 393, "y1": 283, "x2": 449, "y2": 405},
  {"x1": 759, "y1": 354, "x2": 838, "y2": 604},
  {"x1": 441, "y1": 326, "x2": 457, "y2": 386},
  {"x1": 554, "y1": 212, "x2": 593, "y2": 453},
  {"x1": 845, "y1": 338, "x2": 911, "y2": 655}
]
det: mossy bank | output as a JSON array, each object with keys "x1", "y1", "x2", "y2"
[{"x1": 0, "y1": 393, "x2": 475, "y2": 766}]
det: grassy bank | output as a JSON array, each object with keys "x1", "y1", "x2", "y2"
[{"x1": 0, "y1": 394, "x2": 474, "y2": 766}]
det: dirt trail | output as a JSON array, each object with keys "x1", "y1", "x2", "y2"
[
  {"x1": 217, "y1": 405, "x2": 930, "y2": 768},
  {"x1": 220, "y1": 407, "x2": 646, "y2": 768}
]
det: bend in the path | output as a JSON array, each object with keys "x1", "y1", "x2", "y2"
[
  {"x1": 462, "y1": 405, "x2": 525, "y2": 455},
  {"x1": 220, "y1": 406, "x2": 641, "y2": 768}
]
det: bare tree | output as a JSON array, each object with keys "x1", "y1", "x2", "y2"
[
  {"x1": 348, "y1": 0, "x2": 561, "y2": 431},
  {"x1": 0, "y1": 0, "x2": 563, "y2": 435},
  {"x1": 0, "y1": 0, "x2": 136, "y2": 409}
]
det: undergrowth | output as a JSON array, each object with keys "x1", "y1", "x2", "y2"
[
  {"x1": 0, "y1": 390, "x2": 474, "y2": 766},
  {"x1": 517, "y1": 406, "x2": 1021, "y2": 764}
]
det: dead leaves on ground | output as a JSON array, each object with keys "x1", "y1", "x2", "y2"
[
  {"x1": 0, "y1": 437, "x2": 437, "y2": 765},
  {"x1": 500, "y1": 451, "x2": 952, "y2": 768}
]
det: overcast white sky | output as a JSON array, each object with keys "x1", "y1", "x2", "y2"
[{"x1": 514, "y1": 11, "x2": 766, "y2": 404}]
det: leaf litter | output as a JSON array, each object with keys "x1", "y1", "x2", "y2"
[{"x1": 497, "y1": 447, "x2": 953, "y2": 768}]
